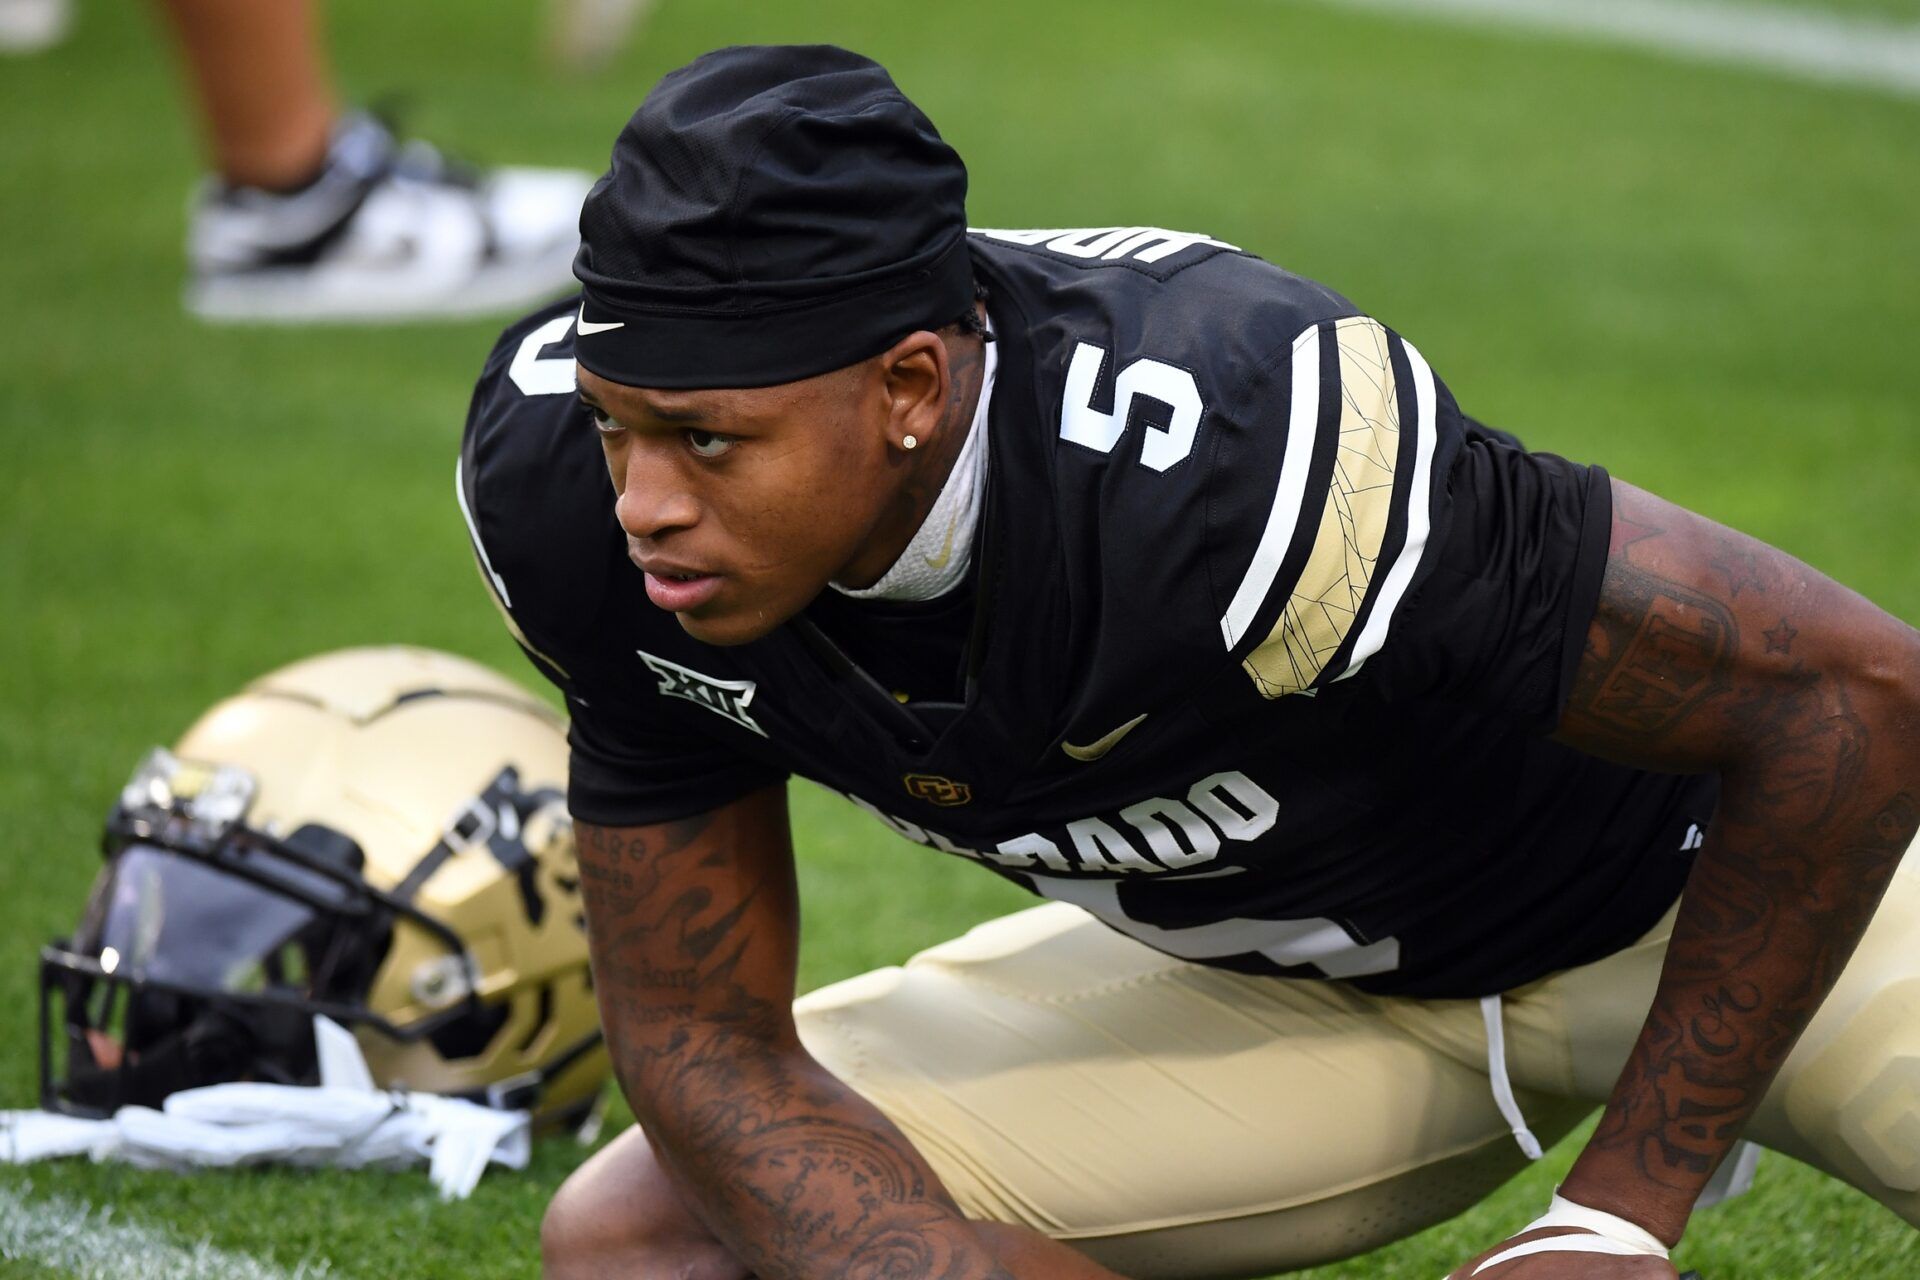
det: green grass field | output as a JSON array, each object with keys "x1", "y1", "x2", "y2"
[{"x1": 3, "y1": 0, "x2": 1917, "y2": 1275}]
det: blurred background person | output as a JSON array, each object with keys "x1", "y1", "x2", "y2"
[
  {"x1": 3, "y1": 0, "x2": 652, "y2": 321},
  {"x1": 156, "y1": 0, "x2": 592, "y2": 323}
]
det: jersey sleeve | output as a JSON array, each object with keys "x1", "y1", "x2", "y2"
[
  {"x1": 561, "y1": 695, "x2": 787, "y2": 828},
  {"x1": 1210, "y1": 315, "x2": 1611, "y2": 731},
  {"x1": 458, "y1": 302, "x2": 789, "y2": 827}
]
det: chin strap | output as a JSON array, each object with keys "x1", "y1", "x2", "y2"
[{"x1": 1464, "y1": 1192, "x2": 1670, "y2": 1275}]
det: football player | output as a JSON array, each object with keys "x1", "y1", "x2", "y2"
[{"x1": 458, "y1": 45, "x2": 1920, "y2": 1280}]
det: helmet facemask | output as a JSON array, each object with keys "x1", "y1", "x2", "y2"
[
  {"x1": 40, "y1": 748, "x2": 480, "y2": 1117},
  {"x1": 41, "y1": 648, "x2": 611, "y2": 1128}
]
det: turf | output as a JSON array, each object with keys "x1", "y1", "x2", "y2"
[{"x1": 2, "y1": 0, "x2": 1916, "y2": 1276}]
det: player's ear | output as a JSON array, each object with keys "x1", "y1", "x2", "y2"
[{"x1": 876, "y1": 330, "x2": 948, "y2": 453}]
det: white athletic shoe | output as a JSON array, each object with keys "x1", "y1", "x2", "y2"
[
  {"x1": 0, "y1": 0, "x2": 71, "y2": 53},
  {"x1": 186, "y1": 114, "x2": 593, "y2": 324}
]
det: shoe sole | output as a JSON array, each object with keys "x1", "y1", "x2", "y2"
[{"x1": 185, "y1": 239, "x2": 579, "y2": 325}]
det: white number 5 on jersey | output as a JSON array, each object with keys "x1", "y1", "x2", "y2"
[{"x1": 1059, "y1": 341, "x2": 1205, "y2": 472}]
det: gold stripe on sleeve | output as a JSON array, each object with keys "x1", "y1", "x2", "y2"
[{"x1": 1243, "y1": 316, "x2": 1402, "y2": 698}]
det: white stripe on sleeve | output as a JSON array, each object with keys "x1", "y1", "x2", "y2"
[
  {"x1": 1335, "y1": 336, "x2": 1437, "y2": 680},
  {"x1": 1219, "y1": 323, "x2": 1326, "y2": 649},
  {"x1": 455, "y1": 457, "x2": 513, "y2": 609}
]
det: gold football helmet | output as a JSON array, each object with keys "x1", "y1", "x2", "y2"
[{"x1": 40, "y1": 646, "x2": 607, "y2": 1127}]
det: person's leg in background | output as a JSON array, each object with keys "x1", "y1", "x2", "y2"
[
  {"x1": 155, "y1": 0, "x2": 336, "y2": 192},
  {"x1": 153, "y1": 0, "x2": 592, "y2": 323}
]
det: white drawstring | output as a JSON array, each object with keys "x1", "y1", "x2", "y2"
[{"x1": 1480, "y1": 994, "x2": 1543, "y2": 1159}]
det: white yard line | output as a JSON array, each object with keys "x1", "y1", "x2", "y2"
[
  {"x1": 0, "y1": 1183, "x2": 334, "y2": 1280},
  {"x1": 1305, "y1": 0, "x2": 1920, "y2": 97}
]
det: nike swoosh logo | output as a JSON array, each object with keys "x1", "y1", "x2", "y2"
[
  {"x1": 576, "y1": 307, "x2": 625, "y2": 336},
  {"x1": 922, "y1": 518, "x2": 959, "y2": 570},
  {"x1": 1061, "y1": 713, "x2": 1148, "y2": 762}
]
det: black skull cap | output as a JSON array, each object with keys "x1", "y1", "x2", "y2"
[{"x1": 573, "y1": 44, "x2": 973, "y2": 389}]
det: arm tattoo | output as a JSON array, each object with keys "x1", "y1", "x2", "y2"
[
  {"x1": 1557, "y1": 482, "x2": 1920, "y2": 1238},
  {"x1": 575, "y1": 801, "x2": 1025, "y2": 1279},
  {"x1": 1565, "y1": 564, "x2": 1734, "y2": 740}
]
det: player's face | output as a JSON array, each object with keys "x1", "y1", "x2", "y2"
[{"x1": 577, "y1": 356, "x2": 912, "y2": 646}]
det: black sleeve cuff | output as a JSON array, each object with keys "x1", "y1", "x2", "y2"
[
  {"x1": 1551, "y1": 462, "x2": 1613, "y2": 726},
  {"x1": 566, "y1": 752, "x2": 789, "y2": 828}
]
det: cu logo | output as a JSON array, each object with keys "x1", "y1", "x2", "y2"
[{"x1": 903, "y1": 773, "x2": 972, "y2": 807}]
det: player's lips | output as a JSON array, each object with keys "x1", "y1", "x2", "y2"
[{"x1": 633, "y1": 551, "x2": 724, "y2": 612}]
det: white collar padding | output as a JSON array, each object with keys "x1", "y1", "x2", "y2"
[{"x1": 833, "y1": 340, "x2": 996, "y2": 604}]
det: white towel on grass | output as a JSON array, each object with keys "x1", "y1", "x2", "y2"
[{"x1": 0, "y1": 1016, "x2": 528, "y2": 1200}]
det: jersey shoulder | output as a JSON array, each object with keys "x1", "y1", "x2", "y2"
[
  {"x1": 969, "y1": 225, "x2": 1356, "y2": 390},
  {"x1": 976, "y1": 230, "x2": 1459, "y2": 708},
  {"x1": 458, "y1": 295, "x2": 625, "y2": 656}
]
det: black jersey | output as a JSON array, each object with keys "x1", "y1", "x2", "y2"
[{"x1": 459, "y1": 227, "x2": 1717, "y2": 999}]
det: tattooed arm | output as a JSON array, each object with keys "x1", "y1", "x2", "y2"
[
  {"x1": 574, "y1": 785, "x2": 1122, "y2": 1280},
  {"x1": 1545, "y1": 478, "x2": 1920, "y2": 1243}
]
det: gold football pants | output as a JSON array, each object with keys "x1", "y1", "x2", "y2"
[{"x1": 792, "y1": 843, "x2": 1920, "y2": 1278}]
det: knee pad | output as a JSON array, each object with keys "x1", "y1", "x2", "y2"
[{"x1": 1785, "y1": 977, "x2": 1920, "y2": 1194}]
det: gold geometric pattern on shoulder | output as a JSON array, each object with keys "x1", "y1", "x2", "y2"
[{"x1": 1244, "y1": 316, "x2": 1401, "y2": 698}]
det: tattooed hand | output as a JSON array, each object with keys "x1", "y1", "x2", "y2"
[
  {"x1": 573, "y1": 788, "x2": 1122, "y2": 1280},
  {"x1": 1550, "y1": 479, "x2": 1920, "y2": 1243}
]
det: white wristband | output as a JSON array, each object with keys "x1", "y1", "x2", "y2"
[
  {"x1": 1461, "y1": 1192, "x2": 1670, "y2": 1275},
  {"x1": 1526, "y1": 1192, "x2": 1669, "y2": 1256}
]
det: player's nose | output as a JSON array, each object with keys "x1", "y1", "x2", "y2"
[{"x1": 613, "y1": 442, "x2": 700, "y2": 539}]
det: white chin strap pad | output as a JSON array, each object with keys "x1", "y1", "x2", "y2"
[{"x1": 1468, "y1": 1194, "x2": 1670, "y2": 1275}]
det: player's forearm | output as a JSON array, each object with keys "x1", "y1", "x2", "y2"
[
  {"x1": 1562, "y1": 759, "x2": 1916, "y2": 1240},
  {"x1": 576, "y1": 802, "x2": 1114, "y2": 1280},
  {"x1": 619, "y1": 1034, "x2": 1100, "y2": 1280},
  {"x1": 1554, "y1": 481, "x2": 1920, "y2": 1241}
]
